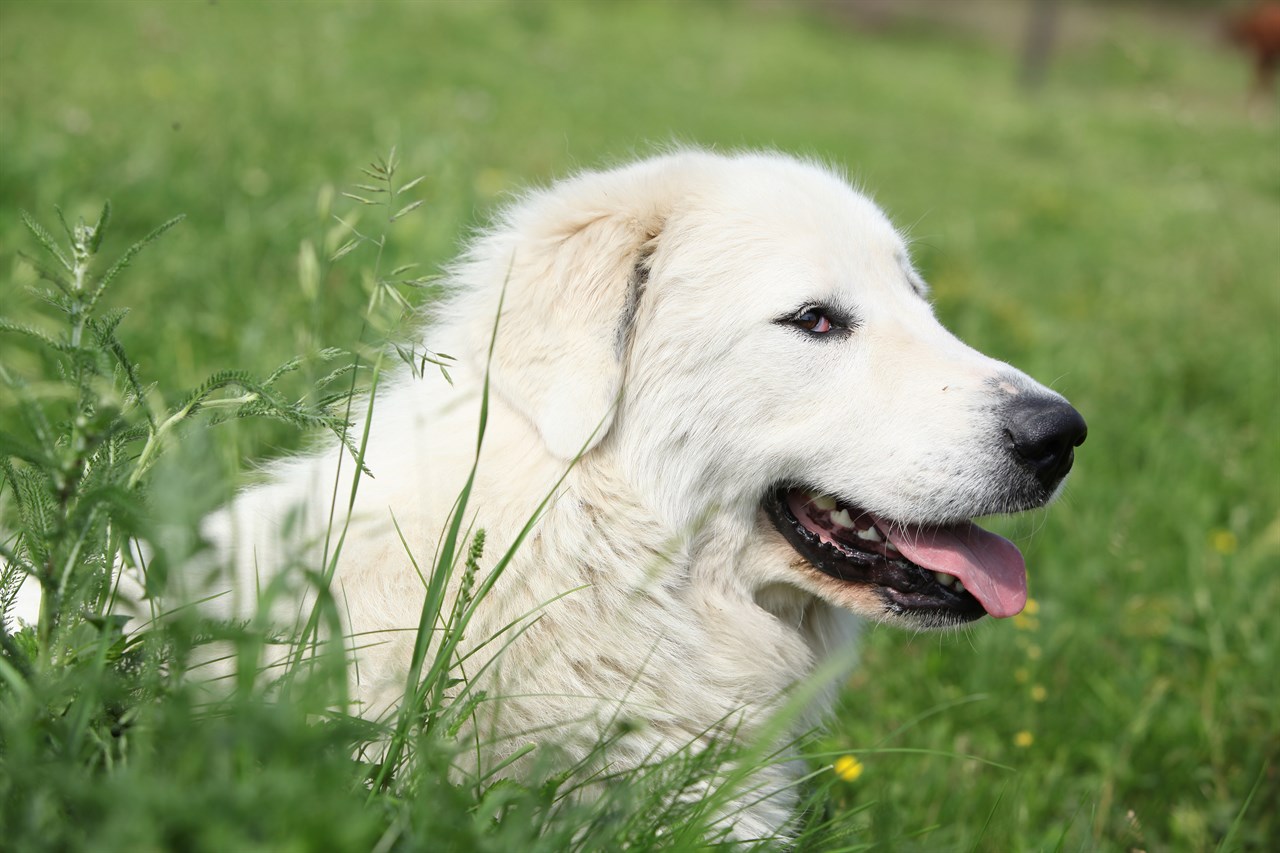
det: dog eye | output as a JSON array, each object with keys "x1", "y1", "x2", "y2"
[{"x1": 792, "y1": 308, "x2": 834, "y2": 334}]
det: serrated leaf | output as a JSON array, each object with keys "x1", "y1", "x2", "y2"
[
  {"x1": 445, "y1": 689, "x2": 487, "y2": 738},
  {"x1": 315, "y1": 392, "x2": 357, "y2": 410},
  {"x1": 20, "y1": 211, "x2": 72, "y2": 271},
  {"x1": 262, "y1": 355, "x2": 305, "y2": 386},
  {"x1": 10, "y1": 467, "x2": 56, "y2": 562},
  {"x1": 89, "y1": 200, "x2": 112, "y2": 253},
  {"x1": 94, "y1": 327, "x2": 152, "y2": 427},
  {"x1": 93, "y1": 307, "x2": 130, "y2": 338},
  {"x1": 88, "y1": 214, "x2": 184, "y2": 313},
  {"x1": 29, "y1": 289, "x2": 74, "y2": 316},
  {"x1": 314, "y1": 360, "x2": 359, "y2": 384},
  {"x1": 177, "y1": 369, "x2": 256, "y2": 412},
  {"x1": 0, "y1": 319, "x2": 71, "y2": 352}
]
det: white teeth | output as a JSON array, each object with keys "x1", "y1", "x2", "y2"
[
  {"x1": 809, "y1": 493, "x2": 837, "y2": 510},
  {"x1": 830, "y1": 508, "x2": 853, "y2": 529},
  {"x1": 933, "y1": 571, "x2": 956, "y2": 588},
  {"x1": 856, "y1": 527, "x2": 882, "y2": 543},
  {"x1": 954, "y1": 579, "x2": 965, "y2": 594},
  {"x1": 884, "y1": 539, "x2": 898, "y2": 552}
]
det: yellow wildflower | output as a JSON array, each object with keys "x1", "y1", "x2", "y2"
[
  {"x1": 1026, "y1": 644, "x2": 1042, "y2": 661},
  {"x1": 1024, "y1": 598, "x2": 1040, "y2": 615},
  {"x1": 1030, "y1": 684, "x2": 1047, "y2": 702},
  {"x1": 1210, "y1": 529, "x2": 1237, "y2": 555},
  {"x1": 1014, "y1": 667, "x2": 1030, "y2": 684},
  {"x1": 1014, "y1": 731, "x2": 1034, "y2": 748},
  {"x1": 833, "y1": 754, "x2": 864, "y2": 782}
]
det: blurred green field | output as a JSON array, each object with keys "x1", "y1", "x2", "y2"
[{"x1": 2, "y1": 0, "x2": 1277, "y2": 850}]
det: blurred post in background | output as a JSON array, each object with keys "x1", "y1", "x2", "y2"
[{"x1": 1021, "y1": 0, "x2": 1061, "y2": 89}]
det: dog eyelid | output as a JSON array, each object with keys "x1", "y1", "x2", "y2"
[{"x1": 781, "y1": 305, "x2": 852, "y2": 337}]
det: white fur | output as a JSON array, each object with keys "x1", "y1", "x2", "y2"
[{"x1": 184, "y1": 150, "x2": 1069, "y2": 840}]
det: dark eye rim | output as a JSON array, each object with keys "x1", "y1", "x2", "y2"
[{"x1": 776, "y1": 304, "x2": 857, "y2": 338}]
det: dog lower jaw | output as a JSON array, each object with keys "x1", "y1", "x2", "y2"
[{"x1": 762, "y1": 487, "x2": 988, "y2": 626}]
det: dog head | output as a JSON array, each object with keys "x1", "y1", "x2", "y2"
[{"x1": 447, "y1": 150, "x2": 1085, "y2": 629}]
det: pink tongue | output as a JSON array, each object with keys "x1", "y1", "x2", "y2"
[{"x1": 872, "y1": 515, "x2": 1028, "y2": 618}]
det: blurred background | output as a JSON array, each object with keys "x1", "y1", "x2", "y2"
[{"x1": 1, "y1": 0, "x2": 1277, "y2": 849}]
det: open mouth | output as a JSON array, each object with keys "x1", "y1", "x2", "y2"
[{"x1": 763, "y1": 487, "x2": 1028, "y2": 622}]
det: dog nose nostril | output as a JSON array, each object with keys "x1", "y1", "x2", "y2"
[
  {"x1": 1005, "y1": 397, "x2": 1087, "y2": 488},
  {"x1": 1023, "y1": 437, "x2": 1072, "y2": 477}
]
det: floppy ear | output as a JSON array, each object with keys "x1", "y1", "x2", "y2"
[{"x1": 461, "y1": 178, "x2": 665, "y2": 460}]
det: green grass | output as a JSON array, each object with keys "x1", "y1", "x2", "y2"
[{"x1": 2, "y1": 0, "x2": 1277, "y2": 849}]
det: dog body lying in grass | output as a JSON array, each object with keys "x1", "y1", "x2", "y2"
[{"x1": 203, "y1": 150, "x2": 1085, "y2": 840}]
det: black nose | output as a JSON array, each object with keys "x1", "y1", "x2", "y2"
[{"x1": 1004, "y1": 395, "x2": 1087, "y2": 489}]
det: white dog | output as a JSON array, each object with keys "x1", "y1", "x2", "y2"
[{"x1": 202, "y1": 150, "x2": 1086, "y2": 840}]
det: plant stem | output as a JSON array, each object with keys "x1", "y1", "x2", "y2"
[{"x1": 127, "y1": 393, "x2": 259, "y2": 489}]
